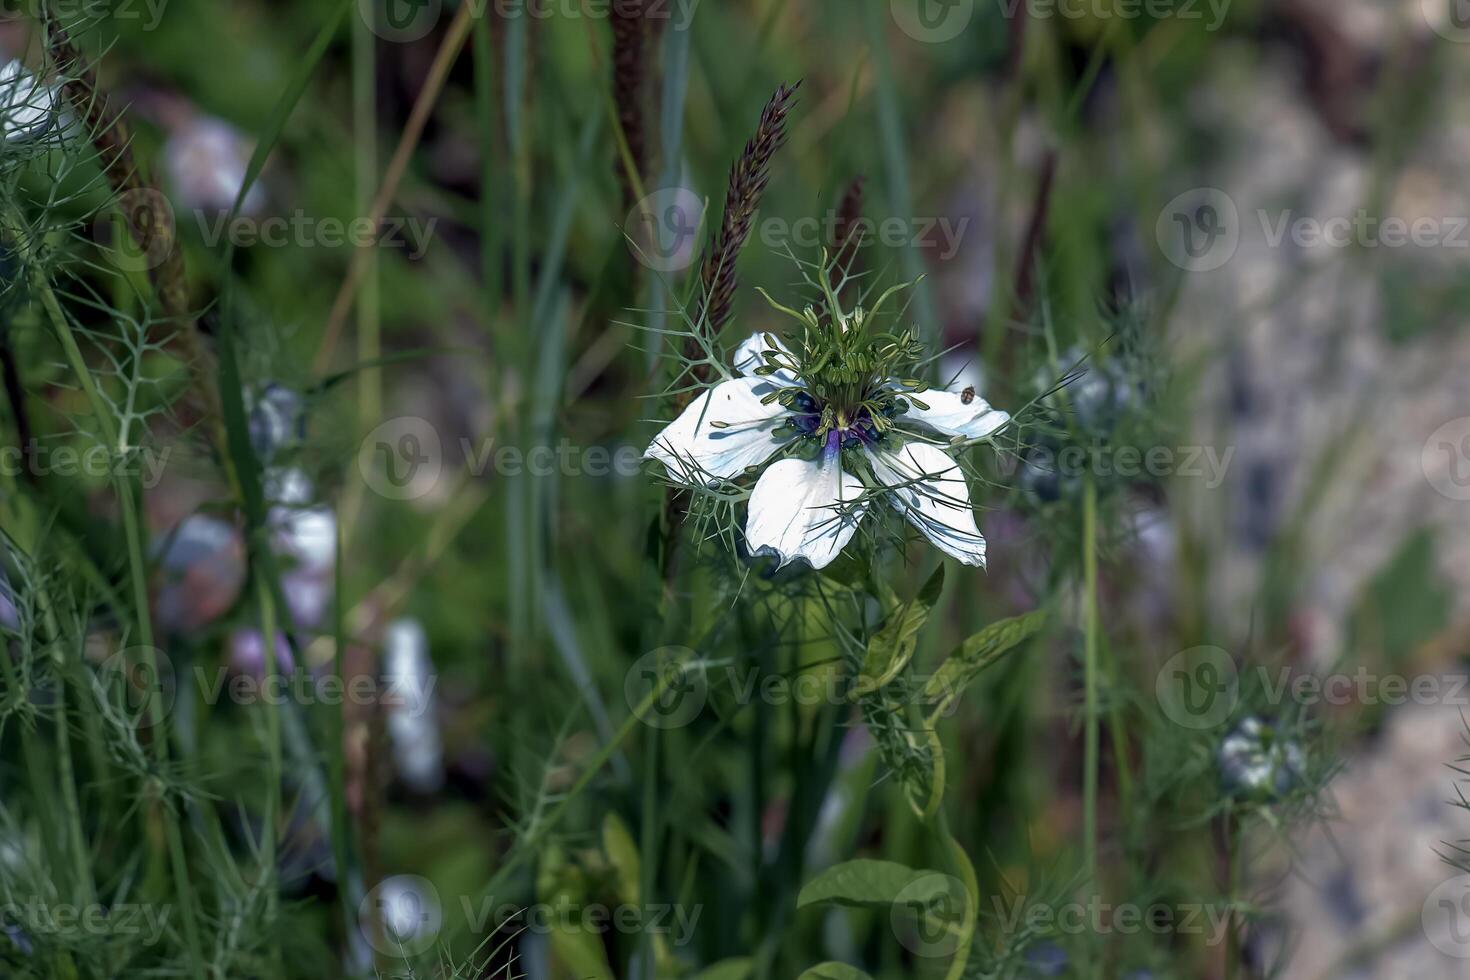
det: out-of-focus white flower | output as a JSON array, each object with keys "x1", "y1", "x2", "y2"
[
  {"x1": 264, "y1": 467, "x2": 336, "y2": 630},
  {"x1": 1218, "y1": 716, "x2": 1306, "y2": 801},
  {"x1": 163, "y1": 115, "x2": 264, "y2": 214},
  {"x1": 383, "y1": 618, "x2": 443, "y2": 794},
  {"x1": 645, "y1": 326, "x2": 1008, "y2": 570},
  {"x1": 249, "y1": 383, "x2": 305, "y2": 463},
  {"x1": 267, "y1": 468, "x2": 337, "y2": 573},
  {"x1": 0, "y1": 60, "x2": 56, "y2": 144},
  {"x1": 153, "y1": 514, "x2": 247, "y2": 633}
]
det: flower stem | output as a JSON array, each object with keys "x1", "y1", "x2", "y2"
[
  {"x1": 10, "y1": 204, "x2": 209, "y2": 978},
  {"x1": 254, "y1": 575, "x2": 284, "y2": 973},
  {"x1": 1082, "y1": 475, "x2": 1100, "y2": 904}
]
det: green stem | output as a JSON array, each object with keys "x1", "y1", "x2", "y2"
[
  {"x1": 11, "y1": 205, "x2": 208, "y2": 977},
  {"x1": 254, "y1": 575, "x2": 284, "y2": 972},
  {"x1": 1224, "y1": 809, "x2": 1241, "y2": 979},
  {"x1": 937, "y1": 811, "x2": 977, "y2": 980},
  {"x1": 1082, "y1": 476, "x2": 1100, "y2": 900},
  {"x1": 461, "y1": 654, "x2": 700, "y2": 939},
  {"x1": 354, "y1": 5, "x2": 381, "y2": 427}
]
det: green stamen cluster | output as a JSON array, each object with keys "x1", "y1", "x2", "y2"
[{"x1": 750, "y1": 277, "x2": 933, "y2": 444}]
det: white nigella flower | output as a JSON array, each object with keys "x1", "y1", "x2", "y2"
[
  {"x1": 1217, "y1": 716, "x2": 1306, "y2": 802},
  {"x1": 0, "y1": 60, "x2": 55, "y2": 144},
  {"x1": 645, "y1": 300, "x2": 1008, "y2": 570},
  {"x1": 265, "y1": 467, "x2": 337, "y2": 628}
]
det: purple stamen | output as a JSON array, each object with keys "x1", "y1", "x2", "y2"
[{"x1": 792, "y1": 412, "x2": 823, "y2": 435}]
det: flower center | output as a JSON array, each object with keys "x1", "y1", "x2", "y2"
[{"x1": 786, "y1": 391, "x2": 891, "y2": 451}]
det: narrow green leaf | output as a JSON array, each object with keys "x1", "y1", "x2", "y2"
[
  {"x1": 797, "y1": 964, "x2": 875, "y2": 980},
  {"x1": 925, "y1": 610, "x2": 1047, "y2": 718},
  {"x1": 797, "y1": 859, "x2": 948, "y2": 910},
  {"x1": 690, "y1": 958, "x2": 755, "y2": 980},
  {"x1": 603, "y1": 811, "x2": 642, "y2": 906},
  {"x1": 854, "y1": 565, "x2": 944, "y2": 696},
  {"x1": 222, "y1": 0, "x2": 350, "y2": 275}
]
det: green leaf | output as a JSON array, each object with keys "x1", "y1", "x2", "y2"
[
  {"x1": 818, "y1": 549, "x2": 871, "y2": 592},
  {"x1": 220, "y1": 0, "x2": 351, "y2": 274},
  {"x1": 797, "y1": 859, "x2": 948, "y2": 910},
  {"x1": 797, "y1": 964, "x2": 875, "y2": 980},
  {"x1": 853, "y1": 565, "x2": 944, "y2": 696},
  {"x1": 537, "y1": 842, "x2": 614, "y2": 980},
  {"x1": 602, "y1": 812, "x2": 641, "y2": 906},
  {"x1": 549, "y1": 927, "x2": 615, "y2": 980},
  {"x1": 691, "y1": 958, "x2": 755, "y2": 980},
  {"x1": 925, "y1": 610, "x2": 1046, "y2": 719}
]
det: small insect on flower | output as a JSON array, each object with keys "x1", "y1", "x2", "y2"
[
  {"x1": 0, "y1": 60, "x2": 56, "y2": 145},
  {"x1": 645, "y1": 285, "x2": 1009, "y2": 570}
]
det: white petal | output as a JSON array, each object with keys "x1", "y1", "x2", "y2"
[
  {"x1": 732, "y1": 332, "x2": 800, "y2": 385},
  {"x1": 0, "y1": 61, "x2": 54, "y2": 143},
  {"x1": 645, "y1": 377, "x2": 793, "y2": 486},
  {"x1": 896, "y1": 387, "x2": 1008, "y2": 443},
  {"x1": 745, "y1": 449, "x2": 868, "y2": 570},
  {"x1": 869, "y1": 442, "x2": 987, "y2": 566}
]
